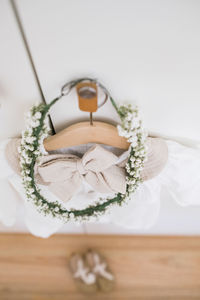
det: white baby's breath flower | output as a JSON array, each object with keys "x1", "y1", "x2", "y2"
[
  {"x1": 27, "y1": 145, "x2": 34, "y2": 151},
  {"x1": 130, "y1": 140, "x2": 138, "y2": 147},
  {"x1": 31, "y1": 120, "x2": 40, "y2": 128},
  {"x1": 27, "y1": 188, "x2": 34, "y2": 194},
  {"x1": 34, "y1": 111, "x2": 42, "y2": 119},
  {"x1": 25, "y1": 157, "x2": 32, "y2": 164},
  {"x1": 54, "y1": 207, "x2": 59, "y2": 212},
  {"x1": 34, "y1": 150, "x2": 40, "y2": 156},
  {"x1": 25, "y1": 136, "x2": 36, "y2": 144},
  {"x1": 26, "y1": 176, "x2": 32, "y2": 182}
]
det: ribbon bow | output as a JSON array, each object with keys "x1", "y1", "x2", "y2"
[{"x1": 36, "y1": 145, "x2": 126, "y2": 202}]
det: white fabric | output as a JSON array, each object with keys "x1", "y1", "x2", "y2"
[{"x1": 0, "y1": 139, "x2": 200, "y2": 238}]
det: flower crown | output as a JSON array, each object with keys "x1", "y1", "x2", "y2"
[{"x1": 19, "y1": 79, "x2": 147, "y2": 222}]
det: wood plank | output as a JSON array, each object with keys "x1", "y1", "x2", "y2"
[{"x1": 0, "y1": 234, "x2": 200, "y2": 299}]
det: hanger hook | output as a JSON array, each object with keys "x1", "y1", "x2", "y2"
[
  {"x1": 60, "y1": 78, "x2": 110, "y2": 103},
  {"x1": 60, "y1": 78, "x2": 111, "y2": 126}
]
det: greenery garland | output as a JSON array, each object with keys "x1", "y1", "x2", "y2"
[{"x1": 19, "y1": 96, "x2": 147, "y2": 222}]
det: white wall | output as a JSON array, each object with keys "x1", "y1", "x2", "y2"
[
  {"x1": 0, "y1": 0, "x2": 41, "y2": 140},
  {"x1": 16, "y1": 0, "x2": 200, "y2": 144}
]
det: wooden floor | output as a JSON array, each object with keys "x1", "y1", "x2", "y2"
[{"x1": 0, "y1": 234, "x2": 200, "y2": 300}]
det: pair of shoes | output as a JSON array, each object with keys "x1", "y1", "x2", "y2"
[{"x1": 68, "y1": 249, "x2": 114, "y2": 293}]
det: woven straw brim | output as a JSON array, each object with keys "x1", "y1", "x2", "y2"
[
  {"x1": 141, "y1": 137, "x2": 168, "y2": 181},
  {"x1": 5, "y1": 137, "x2": 168, "y2": 183}
]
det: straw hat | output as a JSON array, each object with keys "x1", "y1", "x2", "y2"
[{"x1": 5, "y1": 137, "x2": 168, "y2": 182}]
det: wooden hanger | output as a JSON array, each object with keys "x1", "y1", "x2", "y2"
[{"x1": 43, "y1": 81, "x2": 129, "y2": 151}]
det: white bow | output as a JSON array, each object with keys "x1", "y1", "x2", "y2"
[
  {"x1": 92, "y1": 253, "x2": 114, "y2": 281},
  {"x1": 37, "y1": 144, "x2": 126, "y2": 202},
  {"x1": 73, "y1": 259, "x2": 96, "y2": 285}
]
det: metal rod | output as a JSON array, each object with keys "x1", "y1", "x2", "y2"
[
  {"x1": 10, "y1": 0, "x2": 56, "y2": 134},
  {"x1": 90, "y1": 112, "x2": 93, "y2": 125}
]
